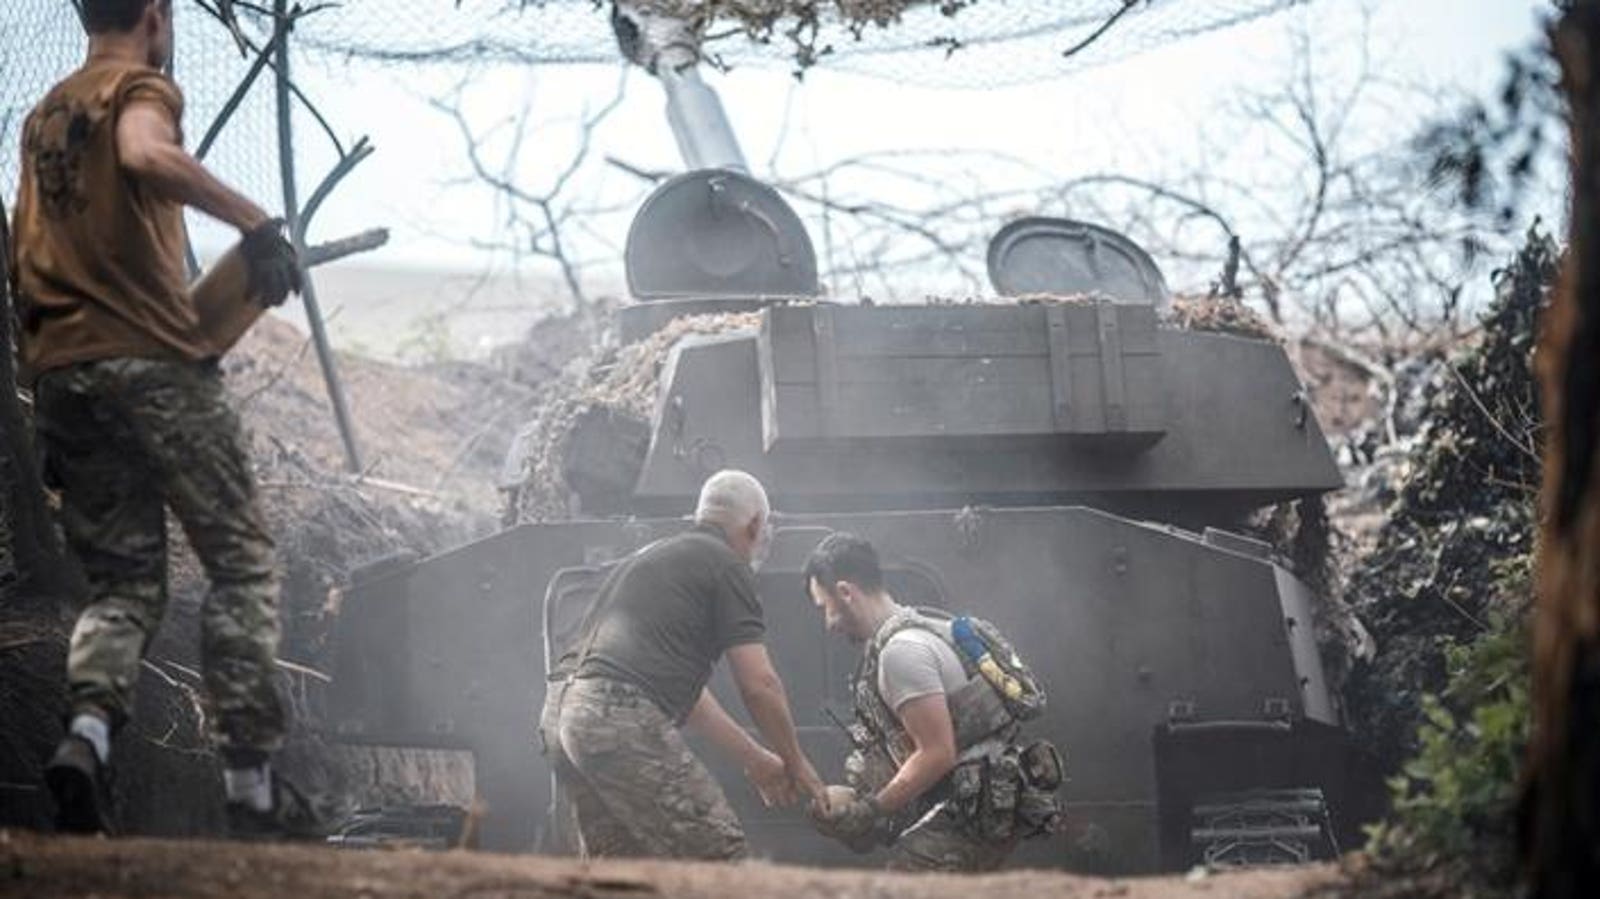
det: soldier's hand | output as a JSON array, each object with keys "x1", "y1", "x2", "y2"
[
  {"x1": 808, "y1": 788, "x2": 886, "y2": 852},
  {"x1": 240, "y1": 218, "x2": 303, "y2": 307},
  {"x1": 788, "y1": 756, "x2": 827, "y2": 809},
  {"x1": 744, "y1": 748, "x2": 796, "y2": 808}
]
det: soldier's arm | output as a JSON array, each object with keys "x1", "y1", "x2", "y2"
[
  {"x1": 684, "y1": 687, "x2": 770, "y2": 769},
  {"x1": 116, "y1": 101, "x2": 269, "y2": 233},
  {"x1": 873, "y1": 694, "x2": 958, "y2": 813},
  {"x1": 684, "y1": 687, "x2": 795, "y2": 806},
  {"x1": 726, "y1": 643, "x2": 825, "y2": 804}
]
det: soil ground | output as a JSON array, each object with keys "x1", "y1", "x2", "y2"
[{"x1": 0, "y1": 830, "x2": 1348, "y2": 899}]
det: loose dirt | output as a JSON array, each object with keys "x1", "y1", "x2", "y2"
[{"x1": 0, "y1": 830, "x2": 1349, "y2": 899}]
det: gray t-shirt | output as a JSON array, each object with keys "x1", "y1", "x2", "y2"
[{"x1": 876, "y1": 619, "x2": 973, "y2": 713}]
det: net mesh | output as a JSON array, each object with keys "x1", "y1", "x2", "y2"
[
  {"x1": 2, "y1": 1, "x2": 290, "y2": 214},
  {"x1": 2, "y1": 0, "x2": 1305, "y2": 227},
  {"x1": 286, "y1": 0, "x2": 1305, "y2": 85}
]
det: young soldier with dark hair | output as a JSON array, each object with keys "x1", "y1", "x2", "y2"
[
  {"x1": 11, "y1": 0, "x2": 310, "y2": 837},
  {"x1": 803, "y1": 532, "x2": 1062, "y2": 871}
]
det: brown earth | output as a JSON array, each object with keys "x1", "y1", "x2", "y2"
[
  {"x1": 227, "y1": 312, "x2": 544, "y2": 515},
  {"x1": 0, "y1": 831, "x2": 1352, "y2": 899}
]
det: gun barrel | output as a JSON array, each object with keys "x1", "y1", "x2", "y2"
[{"x1": 660, "y1": 66, "x2": 748, "y2": 173}]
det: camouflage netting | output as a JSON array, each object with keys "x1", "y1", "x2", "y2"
[
  {"x1": 279, "y1": 0, "x2": 1306, "y2": 85},
  {"x1": 1165, "y1": 294, "x2": 1278, "y2": 340},
  {"x1": 1, "y1": 0, "x2": 1309, "y2": 205},
  {"x1": 507, "y1": 310, "x2": 761, "y2": 523},
  {"x1": 1019, "y1": 291, "x2": 1280, "y2": 340},
  {"x1": 628, "y1": 0, "x2": 972, "y2": 31},
  {"x1": 1340, "y1": 229, "x2": 1554, "y2": 777}
]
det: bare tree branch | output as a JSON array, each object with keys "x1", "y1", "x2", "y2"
[{"x1": 431, "y1": 67, "x2": 632, "y2": 310}]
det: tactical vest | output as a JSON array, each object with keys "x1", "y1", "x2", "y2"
[{"x1": 846, "y1": 607, "x2": 1064, "y2": 843}]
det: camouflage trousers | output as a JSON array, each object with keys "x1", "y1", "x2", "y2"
[
  {"x1": 550, "y1": 676, "x2": 746, "y2": 861},
  {"x1": 34, "y1": 357, "x2": 285, "y2": 754},
  {"x1": 888, "y1": 803, "x2": 1016, "y2": 872}
]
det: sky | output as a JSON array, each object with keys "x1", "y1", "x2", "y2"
[
  {"x1": 264, "y1": 0, "x2": 1546, "y2": 265},
  {"x1": 5, "y1": 0, "x2": 1556, "y2": 357}
]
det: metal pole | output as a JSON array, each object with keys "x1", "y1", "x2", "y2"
[{"x1": 273, "y1": 0, "x2": 363, "y2": 474}]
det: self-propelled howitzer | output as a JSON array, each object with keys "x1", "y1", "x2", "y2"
[{"x1": 326, "y1": 5, "x2": 1379, "y2": 871}]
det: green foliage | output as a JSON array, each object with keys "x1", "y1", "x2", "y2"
[{"x1": 1368, "y1": 613, "x2": 1531, "y2": 887}]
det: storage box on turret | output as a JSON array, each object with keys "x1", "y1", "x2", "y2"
[{"x1": 758, "y1": 300, "x2": 1165, "y2": 449}]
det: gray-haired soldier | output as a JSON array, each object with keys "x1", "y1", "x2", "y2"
[{"x1": 541, "y1": 470, "x2": 825, "y2": 859}]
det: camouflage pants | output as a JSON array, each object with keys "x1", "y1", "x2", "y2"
[
  {"x1": 553, "y1": 676, "x2": 746, "y2": 861},
  {"x1": 34, "y1": 357, "x2": 285, "y2": 754},
  {"x1": 888, "y1": 803, "x2": 1016, "y2": 872},
  {"x1": 535, "y1": 683, "x2": 582, "y2": 855}
]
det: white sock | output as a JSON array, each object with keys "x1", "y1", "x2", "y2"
[
  {"x1": 69, "y1": 714, "x2": 110, "y2": 765},
  {"x1": 224, "y1": 763, "x2": 273, "y2": 813}
]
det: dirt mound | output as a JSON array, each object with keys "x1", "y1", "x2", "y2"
[
  {"x1": 0, "y1": 830, "x2": 1348, "y2": 899},
  {"x1": 227, "y1": 315, "x2": 542, "y2": 513}
]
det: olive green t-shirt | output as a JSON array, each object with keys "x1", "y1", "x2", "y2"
[
  {"x1": 11, "y1": 60, "x2": 208, "y2": 383},
  {"x1": 574, "y1": 523, "x2": 767, "y2": 723}
]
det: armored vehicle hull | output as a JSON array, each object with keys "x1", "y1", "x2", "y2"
[{"x1": 329, "y1": 502, "x2": 1379, "y2": 871}]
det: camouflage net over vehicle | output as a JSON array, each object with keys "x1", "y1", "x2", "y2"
[
  {"x1": 1165, "y1": 294, "x2": 1277, "y2": 340},
  {"x1": 507, "y1": 311, "x2": 762, "y2": 523},
  {"x1": 630, "y1": 0, "x2": 972, "y2": 32}
]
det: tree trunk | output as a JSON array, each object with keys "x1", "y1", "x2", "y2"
[{"x1": 1526, "y1": 4, "x2": 1600, "y2": 895}]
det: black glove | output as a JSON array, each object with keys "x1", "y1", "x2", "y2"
[
  {"x1": 240, "y1": 218, "x2": 302, "y2": 308},
  {"x1": 810, "y1": 792, "x2": 890, "y2": 853}
]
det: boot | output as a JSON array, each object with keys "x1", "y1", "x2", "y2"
[{"x1": 45, "y1": 735, "x2": 114, "y2": 835}]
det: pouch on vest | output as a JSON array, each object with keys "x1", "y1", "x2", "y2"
[
  {"x1": 947, "y1": 677, "x2": 1018, "y2": 749},
  {"x1": 1016, "y1": 784, "x2": 1064, "y2": 838},
  {"x1": 950, "y1": 758, "x2": 985, "y2": 823},
  {"x1": 979, "y1": 750, "x2": 1022, "y2": 842},
  {"x1": 1016, "y1": 740, "x2": 1067, "y2": 837},
  {"x1": 1020, "y1": 739, "x2": 1065, "y2": 791},
  {"x1": 949, "y1": 615, "x2": 1046, "y2": 721}
]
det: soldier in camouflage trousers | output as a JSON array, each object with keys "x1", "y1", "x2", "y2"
[
  {"x1": 540, "y1": 471, "x2": 824, "y2": 860},
  {"x1": 36, "y1": 359, "x2": 284, "y2": 754},
  {"x1": 13, "y1": 0, "x2": 312, "y2": 838},
  {"x1": 34, "y1": 357, "x2": 322, "y2": 838},
  {"x1": 548, "y1": 678, "x2": 748, "y2": 860}
]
